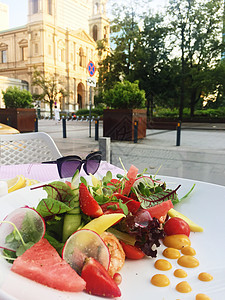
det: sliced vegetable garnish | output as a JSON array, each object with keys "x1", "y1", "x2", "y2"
[
  {"x1": 62, "y1": 229, "x2": 110, "y2": 275},
  {"x1": 82, "y1": 213, "x2": 125, "y2": 235},
  {"x1": 0, "y1": 207, "x2": 45, "y2": 257}
]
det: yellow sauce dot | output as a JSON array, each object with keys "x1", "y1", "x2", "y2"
[
  {"x1": 178, "y1": 255, "x2": 199, "y2": 268},
  {"x1": 196, "y1": 293, "x2": 211, "y2": 300},
  {"x1": 174, "y1": 269, "x2": 187, "y2": 278},
  {"x1": 176, "y1": 281, "x2": 192, "y2": 293},
  {"x1": 151, "y1": 274, "x2": 170, "y2": 287},
  {"x1": 198, "y1": 272, "x2": 213, "y2": 282},
  {"x1": 181, "y1": 246, "x2": 196, "y2": 256},
  {"x1": 154, "y1": 259, "x2": 172, "y2": 271},
  {"x1": 163, "y1": 247, "x2": 181, "y2": 259},
  {"x1": 163, "y1": 234, "x2": 191, "y2": 250}
]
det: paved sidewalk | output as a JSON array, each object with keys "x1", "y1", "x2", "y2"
[{"x1": 38, "y1": 119, "x2": 225, "y2": 186}]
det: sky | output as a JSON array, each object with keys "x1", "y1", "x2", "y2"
[{"x1": 1, "y1": 0, "x2": 168, "y2": 29}]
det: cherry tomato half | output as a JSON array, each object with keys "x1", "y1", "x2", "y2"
[{"x1": 164, "y1": 217, "x2": 190, "y2": 237}]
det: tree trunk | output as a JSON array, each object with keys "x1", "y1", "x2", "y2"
[
  {"x1": 190, "y1": 90, "x2": 197, "y2": 118},
  {"x1": 50, "y1": 99, "x2": 54, "y2": 119}
]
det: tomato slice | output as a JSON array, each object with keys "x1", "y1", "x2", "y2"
[
  {"x1": 145, "y1": 200, "x2": 173, "y2": 222},
  {"x1": 120, "y1": 241, "x2": 145, "y2": 260},
  {"x1": 112, "y1": 193, "x2": 140, "y2": 214}
]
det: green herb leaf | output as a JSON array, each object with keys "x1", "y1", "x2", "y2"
[
  {"x1": 102, "y1": 171, "x2": 113, "y2": 183},
  {"x1": 118, "y1": 199, "x2": 129, "y2": 215},
  {"x1": 36, "y1": 198, "x2": 72, "y2": 217},
  {"x1": 179, "y1": 184, "x2": 195, "y2": 202},
  {"x1": 80, "y1": 176, "x2": 87, "y2": 186},
  {"x1": 140, "y1": 186, "x2": 181, "y2": 209},
  {"x1": 43, "y1": 181, "x2": 78, "y2": 208}
]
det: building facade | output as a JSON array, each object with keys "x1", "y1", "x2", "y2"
[{"x1": 0, "y1": 0, "x2": 110, "y2": 112}]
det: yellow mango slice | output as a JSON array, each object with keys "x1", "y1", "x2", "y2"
[
  {"x1": 82, "y1": 213, "x2": 125, "y2": 235},
  {"x1": 168, "y1": 208, "x2": 203, "y2": 232}
]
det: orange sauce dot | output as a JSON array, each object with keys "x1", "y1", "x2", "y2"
[
  {"x1": 151, "y1": 274, "x2": 170, "y2": 287},
  {"x1": 154, "y1": 259, "x2": 172, "y2": 271},
  {"x1": 181, "y1": 246, "x2": 196, "y2": 256},
  {"x1": 163, "y1": 247, "x2": 181, "y2": 259},
  {"x1": 174, "y1": 269, "x2": 187, "y2": 278},
  {"x1": 198, "y1": 272, "x2": 213, "y2": 282},
  {"x1": 163, "y1": 234, "x2": 191, "y2": 250},
  {"x1": 178, "y1": 255, "x2": 199, "y2": 268},
  {"x1": 196, "y1": 293, "x2": 211, "y2": 300},
  {"x1": 176, "y1": 281, "x2": 192, "y2": 293}
]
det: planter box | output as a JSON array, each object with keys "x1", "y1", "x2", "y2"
[
  {"x1": 147, "y1": 118, "x2": 178, "y2": 130},
  {"x1": 103, "y1": 109, "x2": 147, "y2": 141},
  {"x1": 0, "y1": 108, "x2": 36, "y2": 133}
]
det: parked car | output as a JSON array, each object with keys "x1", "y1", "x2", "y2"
[{"x1": 0, "y1": 123, "x2": 20, "y2": 134}]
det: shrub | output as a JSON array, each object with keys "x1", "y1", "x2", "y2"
[
  {"x1": 153, "y1": 106, "x2": 225, "y2": 119},
  {"x1": 75, "y1": 107, "x2": 104, "y2": 117},
  {"x1": 2, "y1": 86, "x2": 33, "y2": 108},
  {"x1": 102, "y1": 80, "x2": 146, "y2": 109}
]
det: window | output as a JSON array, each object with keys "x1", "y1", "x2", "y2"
[
  {"x1": 34, "y1": 43, "x2": 39, "y2": 55},
  {"x1": 1, "y1": 50, "x2": 7, "y2": 63},
  {"x1": 94, "y1": 3, "x2": 99, "y2": 14},
  {"x1": 32, "y1": 0, "x2": 38, "y2": 14},
  {"x1": 21, "y1": 47, "x2": 28, "y2": 61},
  {"x1": 58, "y1": 48, "x2": 65, "y2": 62},
  {"x1": 58, "y1": 40, "x2": 65, "y2": 62},
  {"x1": 93, "y1": 25, "x2": 98, "y2": 41},
  {"x1": 47, "y1": 0, "x2": 52, "y2": 15},
  {"x1": 79, "y1": 47, "x2": 84, "y2": 67}
]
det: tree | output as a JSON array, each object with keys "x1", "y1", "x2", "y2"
[
  {"x1": 2, "y1": 86, "x2": 33, "y2": 108},
  {"x1": 97, "y1": 1, "x2": 141, "y2": 98},
  {"x1": 32, "y1": 69, "x2": 68, "y2": 118},
  {"x1": 102, "y1": 80, "x2": 146, "y2": 109},
  {"x1": 167, "y1": 0, "x2": 225, "y2": 118},
  {"x1": 130, "y1": 13, "x2": 170, "y2": 118}
]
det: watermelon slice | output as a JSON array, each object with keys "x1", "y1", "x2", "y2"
[
  {"x1": 122, "y1": 165, "x2": 138, "y2": 196},
  {"x1": 11, "y1": 238, "x2": 86, "y2": 292}
]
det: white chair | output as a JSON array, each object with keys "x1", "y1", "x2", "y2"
[{"x1": 0, "y1": 132, "x2": 62, "y2": 165}]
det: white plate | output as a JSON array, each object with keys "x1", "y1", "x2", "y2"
[{"x1": 0, "y1": 176, "x2": 224, "y2": 300}]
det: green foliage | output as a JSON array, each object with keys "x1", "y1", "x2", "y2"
[
  {"x1": 194, "y1": 107, "x2": 225, "y2": 118},
  {"x1": 2, "y1": 87, "x2": 33, "y2": 108},
  {"x1": 97, "y1": 0, "x2": 225, "y2": 118},
  {"x1": 102, "y1": 80, "x2": 146, "y2": 109},
  {"x1": 167, "y1": 0, "x2": 224, "y2": 116},
  {"x1": 75, "y1": 107, "x2": 104, "y2": 117},
  {"x1": 153, "y1": 107, "x2": 225, "y2": 119}
]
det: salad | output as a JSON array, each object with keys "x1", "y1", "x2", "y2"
[{"x1": 0, "y1": 164, "x2": 200, "y2": 298}]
